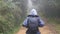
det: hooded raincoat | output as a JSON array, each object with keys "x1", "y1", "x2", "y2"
[{"x1": 22, "y1": 9, "x2": 44, "y2": 34}]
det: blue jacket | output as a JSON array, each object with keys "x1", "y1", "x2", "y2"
[{"x1": 22, "y1": 15, "x2": 44, "y2": 27}]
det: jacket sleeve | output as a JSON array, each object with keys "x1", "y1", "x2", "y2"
[
  {"x1": 22, "y1": 17, "x2": 28, "y2": 27},
  {"x1": 38, "y1": 17, "x2": 45, "y2": 27}
]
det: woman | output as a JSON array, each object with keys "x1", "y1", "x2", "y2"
[{"x1": 22, "y1": 9, "x2": 44, "y2": 34}]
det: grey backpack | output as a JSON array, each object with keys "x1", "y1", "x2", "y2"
[{"x1": 27, "y1": 17, "x2": 39, "y2": 31}]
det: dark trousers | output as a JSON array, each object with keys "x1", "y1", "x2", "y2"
[{"x1": 26, "y1": 29, "x2": 40, "y2": 34}]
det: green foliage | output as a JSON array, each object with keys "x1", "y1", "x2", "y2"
[
  {"x1": 0, "y1": 13, "x2": 15, "y2": 34},
  {"x1": 38, "y1": 0, "x2": 60, "y2": 18},
  {"x1": 0, "y1": 0, "x2": 23, "y2": 34}
]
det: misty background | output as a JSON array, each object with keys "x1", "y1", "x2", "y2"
[{"x1": 0, "y1": 0, "x2": 60, "y2": 34}]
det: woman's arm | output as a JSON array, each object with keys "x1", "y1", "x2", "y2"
[{"x1": 38, "y1": 17, "x2": 45, "y2": 27}]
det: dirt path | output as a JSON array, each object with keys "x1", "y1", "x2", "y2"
[{"x1": 16, "y1": 25, "x2": 55, "y2": 34}]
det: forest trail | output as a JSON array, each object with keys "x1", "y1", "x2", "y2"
[{"x1": 16, "y1": 26, "x2": 55, "y2": 34}]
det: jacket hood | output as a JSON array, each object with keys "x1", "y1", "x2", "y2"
[{"x1": 29, "y1": 9, "x2": 38, "y2": 15}]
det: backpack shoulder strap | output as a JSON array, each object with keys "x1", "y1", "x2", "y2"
[
  {"x1": 27, "y1": 18, "x2": 29, "y2": 27},
  {"x1": 37, "y1": 18, "x2": 41, "y2": 26}
]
